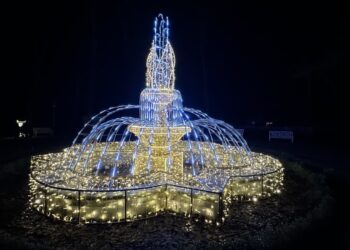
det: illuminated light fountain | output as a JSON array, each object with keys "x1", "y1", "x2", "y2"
[{"x1": 30, "y1": 14, "x2": 283, "y2": 224}]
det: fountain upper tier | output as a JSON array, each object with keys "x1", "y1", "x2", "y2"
[{"x1": 55, "y1": 14, "x2": 256, "y2": 191}]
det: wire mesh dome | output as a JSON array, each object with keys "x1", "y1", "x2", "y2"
[{"x1": 29, "y1": 14, "x2": 283, "y2": 224}]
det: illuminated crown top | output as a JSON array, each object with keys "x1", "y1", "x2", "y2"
[{"x1": 146, "y1": 14, "x2": 176, "y2": 89}]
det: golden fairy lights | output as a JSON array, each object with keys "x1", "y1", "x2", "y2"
[{"x1": 30, "y1": 150, "x2": 283, "y2": 224}]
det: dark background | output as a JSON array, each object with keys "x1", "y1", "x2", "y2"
[{"x1": 1, "y1": 0, "x2": 348, "y2": 139}]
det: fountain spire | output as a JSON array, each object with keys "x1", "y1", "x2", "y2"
[{"x1": 146, "y1": 14, "x2": 175, "y2": 89}]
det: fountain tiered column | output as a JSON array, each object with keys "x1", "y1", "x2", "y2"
[
  {"x1": 128, "y1": 88, "x2": 191, "y2": 179},
  {"x1": 128, "y1": 15, "x2": 191, "y2": 180}
]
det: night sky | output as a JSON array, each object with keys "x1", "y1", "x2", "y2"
[{"x1": 2, "y1": 0, "x2": 348, "y2": 138}]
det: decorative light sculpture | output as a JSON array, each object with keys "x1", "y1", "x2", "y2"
[{"x1": 29, "y1": 14, "x2": 283, "y2": 224}]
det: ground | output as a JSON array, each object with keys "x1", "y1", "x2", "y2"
[{"x1": 0, "y1": 135, "x2": 349, "y2": 249}]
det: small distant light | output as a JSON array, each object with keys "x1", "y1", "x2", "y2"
[{"x1": 16, "y1": 120, "x2": 26, "y2": 128}]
